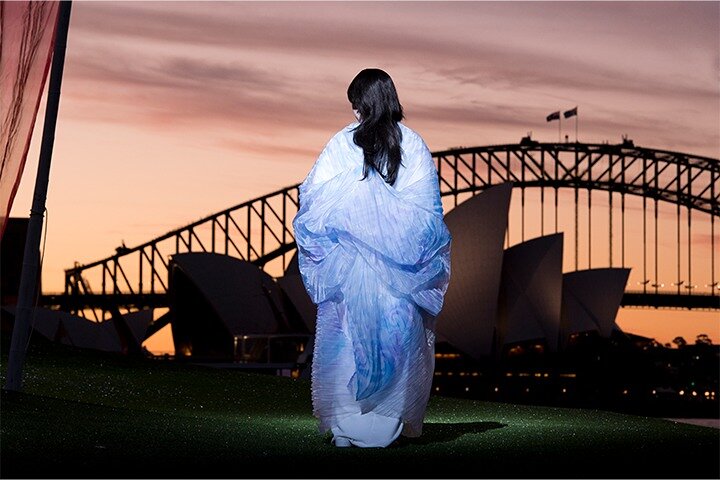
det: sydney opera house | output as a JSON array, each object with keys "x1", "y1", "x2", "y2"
[
  {"x1": 437, "y1": 182, "x2": 629, "y2": 360},
  {"x1": 162, "y1": 181, "x2": 631, "y2": 366}
]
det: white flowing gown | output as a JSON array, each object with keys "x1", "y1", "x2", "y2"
[{"x1": 292, "y1": 121, "x2": 452, "y2": 446}]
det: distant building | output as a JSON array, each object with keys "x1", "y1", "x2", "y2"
[
  {"x1": 421, "y1": 185, "x2": 630, "y2": 359},
  {"x1": 438, "y1": 182, "x2": 512, "y2": 359},
  {"x1": 168, "y1": 252, "x2": 309, "y2": 362},
  {"x1": 560, "y1": 268, "x2": 630, "y2": 349},
  {"x1": 497, "y1": 232, "x2": 564, "y2": 353}
]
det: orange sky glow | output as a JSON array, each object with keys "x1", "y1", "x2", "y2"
[{"x1": 9, "y1": 1, "x2": 719, "y2": 354}]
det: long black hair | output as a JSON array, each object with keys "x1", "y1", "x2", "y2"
[{"x1": 347, "y1": 68, "x2": 404, "y2": 186}]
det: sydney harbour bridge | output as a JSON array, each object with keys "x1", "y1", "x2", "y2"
[{"x1": 42, "y1": 137, "x2": 720, "y2": 341}]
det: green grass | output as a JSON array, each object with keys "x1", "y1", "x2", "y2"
[{"x1": 1, "y1": 336, "x2": 718, "y2": 479}]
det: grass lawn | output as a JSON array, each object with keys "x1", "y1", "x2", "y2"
[{"x1": 1, "y1": 336, "x2": 718, "y2": 479}]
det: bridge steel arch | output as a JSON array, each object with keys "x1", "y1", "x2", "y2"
[{"x1": 54, "y1": 140, "x2": 719, "y2": 319}]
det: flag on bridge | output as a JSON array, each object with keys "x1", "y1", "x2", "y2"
[
  {"x1": 0, "y1": 1, "x2": 61, "y2": 241},
  {"x1": 564, "y1": 106, "x2": 578, "y2": 118},
  {"x1": 546, "y1": 111, "x2": 560, "y2": 122}
]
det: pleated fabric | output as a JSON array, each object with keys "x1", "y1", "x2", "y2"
[{"x1": 292, "y1": 121, "x2": 452, "y2": 438}]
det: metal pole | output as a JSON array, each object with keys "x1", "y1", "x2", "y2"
[
  {"x1": 642, "y1": 157, "x2": 647, "y2": 294},
  {"x1": 676, "y1": 162, "x2": 681, "y2": 295},
  {"x1": 687, "y1": 165, "x2": 692, "y2": 294},
  {"x1": 712, "y1": 171, "x2": 716, "y2": 296},
  {"x1": 621, "y1": 155, "x2": 626, "y2": 267},
  {"x1": 555, "y1": 153, "x2": 558, "y2": 233},
  {"x1": 574, "y1": 150, "x2": 579, "y2": 270},
  {"x1": 609, "y1": 154, "x2": 613, "y2": 267},
  {"x1": 575, "y1": 186, "x2": 578, "y2": 270},
  {"x1": 540, "y1": 150, "x2": 545, "y2": 236},
  {"x1": 653, "y1": 197, "x2": 658, "y2": 293},
  {"x1": 588, "y1": 154, "x2": 592, "y2": 269},
  {"x1": 558, "y1": 115, "x2": 561, "y2": 143},
  {"x1": 5, "y1": 1, "x2": 72, "y2": 392},
  {"x1": 521, "y1": 158, "x2": 525, "y2": 242}
]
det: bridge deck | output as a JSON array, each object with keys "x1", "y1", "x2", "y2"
[{"x1": 39, "y1": 290, "x2": 719, "y2": 311}]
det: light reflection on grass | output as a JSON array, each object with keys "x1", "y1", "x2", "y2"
[{"x1": 1, "y1": 339, "x2": 718, "y2": 478}]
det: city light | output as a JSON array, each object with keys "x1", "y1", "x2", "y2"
[
  {"x1": 427, "y1": 313, "x2": 717, "y2": 418},
  {"x1": 435, "y1": 353, "x2": 461, "y2": 359}
]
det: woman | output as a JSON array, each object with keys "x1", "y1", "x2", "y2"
[{"x1": 292, "y1": 68, "x2": 452, "y2": 448}]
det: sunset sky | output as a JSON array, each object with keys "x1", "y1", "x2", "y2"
[{"x1": 10, "y1": 1, "x2": 719, "y2": 353}]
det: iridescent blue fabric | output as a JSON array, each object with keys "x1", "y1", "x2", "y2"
[{"x1": 292, "y1": 121, "x2": 451, "y2": 437}]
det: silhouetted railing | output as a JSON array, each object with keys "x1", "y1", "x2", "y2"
[{"x1": 62, "y1": 184, "x2": 299, "y2": 315}]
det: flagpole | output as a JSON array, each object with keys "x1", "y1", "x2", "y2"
[
  {"x1": 5, "y1": 1, "x2": 72, "y2": 393},
  {"x1": 546, "y1": 110, "x2": 561, "y2": 142},
  {"x1": 558, "y1": 112, "x2": 561, "y2": 143},
  {"x1": 575, "y1": 106, "x2": 578, "y2": 142}
]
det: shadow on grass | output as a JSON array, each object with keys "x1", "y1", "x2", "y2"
[{"x1": 397, "y1": 421, "x2": 507, "y2": 447}]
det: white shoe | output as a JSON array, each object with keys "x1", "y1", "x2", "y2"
[
  {"x1": 332, "y1": 436, "x2": 352, "y2": 447},
  {"x1": 332, "y1": 412, "x2": 403, "y2": 448}
]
